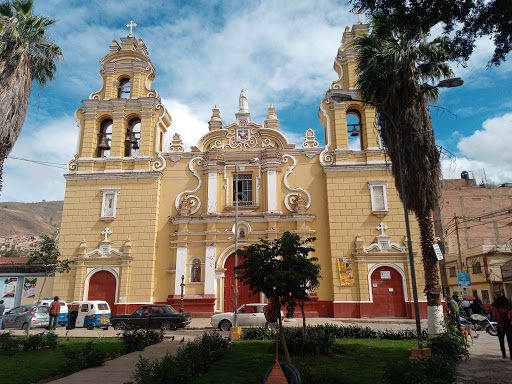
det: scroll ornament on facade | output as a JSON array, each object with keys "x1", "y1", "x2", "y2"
[
  {"x1": 175, "y1": 157, "x2": 203, "y2": 216},
  {"x1": 282, "y1": 154, "x2": 311, "y2": 212},
  {"x1": 302, "y1": 129, "x2": 319, "y2": 148},
  {"x1": 169, "y1": 133, "x2": 184, "y2": 152}
]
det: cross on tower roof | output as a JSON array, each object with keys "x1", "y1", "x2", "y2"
[{"x1": 126, "y1": 20, "x2": 137, "y2": 36}]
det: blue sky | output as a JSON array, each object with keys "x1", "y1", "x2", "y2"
[{"x1": 1, "y1": 0, "x2": 511, "y2": 202}]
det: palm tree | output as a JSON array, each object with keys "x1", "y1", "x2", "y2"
[
  {"x1": 354, "y1": 13, "x2": 453, "y2": 334},
  {"x1": 0, "y1": 0, "x2": 62, "y2": 193}
]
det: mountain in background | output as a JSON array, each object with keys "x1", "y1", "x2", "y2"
[{"x1": 0, "y1": 201, "x2": 63, "y2": 237}]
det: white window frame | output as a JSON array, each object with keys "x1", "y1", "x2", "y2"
[
  {"x1": 100, "y1": 188, "x2": 120, "y2": 220},
  {"x1": 368, "y1": 180, "x2": 388, "y2": 214}
]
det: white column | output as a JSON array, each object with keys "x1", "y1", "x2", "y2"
[
  {"x1": 267, "y1": 169, "x2": 277, "y2": 212},
  {"x1": 174, "y1": 247, "x2": 187, "y2": 294},
  {"x1": 207, "y1": 172, "x2": 218, "y2": 213},
  {"x1": 204, "y1": 246, "x2": 216, "y2": 294}
]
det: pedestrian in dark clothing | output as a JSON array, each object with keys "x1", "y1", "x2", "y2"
[
  {"x1": 492, "y1": 295, "x2": 512, "y2": 361},
  {"x1": 470, "y1": 296, "x2": 483, "y2": 315}
]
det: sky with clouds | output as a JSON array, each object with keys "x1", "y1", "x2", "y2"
[{"x1": 1, "y1": 0, "x2": 511, "y2": 202}]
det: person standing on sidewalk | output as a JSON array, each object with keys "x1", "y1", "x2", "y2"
[
  {"x1": 0, "y1": 300, "x2": 5, "y2": 329},
  {"x1": 49, "y1": 296, "x2": 61, "y2": 329},
  {"x1": 492, "y1": 295, "x2": 512, "y2": 361}
]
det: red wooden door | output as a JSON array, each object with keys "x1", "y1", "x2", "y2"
[
  {"x1": 224, "y1": 254, "x2": 260, "y2": 312},
  {"x1": 371, "y1": 267, "x2": 406, "y2": 317},
  {"x1": 88, "y1": 271, "x2": 117, "y2": 314}
]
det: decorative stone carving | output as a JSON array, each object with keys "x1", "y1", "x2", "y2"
[
  {"x1": 169, "y1": 133, "x2": 184, "y2": 152},
  {"x1": 264, "y1": 104, "x2": 279, "y2": 129},
  {"x1": 302, "y1": 129, "x2": 319, "y2": 149},
  {"x1": 282, "y1": 154, "x2": 311, "y2": 212},
  {"x1": 175, "y1": 157, "x2": 203, "y2": 215},
  {"x1": 82, "y1": 228, "x2": 125, "y2": 258},
  {"x1": 208, "y1": 105, "x2": 223, "y2": 131}
]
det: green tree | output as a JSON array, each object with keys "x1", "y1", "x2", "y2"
[
  {"x1": 28, "y1": 235, "x2": 72, "y2": 302},
  {"x1": 235, "y1": 231, "x2": 320, "y2": 362},
  {"x1": 3, "y1": 249, "x2": 20, "y2": 257},
  {"x1": 350, "y1": 0, "x2": 511, "y2": 66},
  {"x1": 354, "y1": 13, "x2": 453, "y2": 334},
  {"x1": 0, "y1": 0, "x2": 63, "y2": 192}
]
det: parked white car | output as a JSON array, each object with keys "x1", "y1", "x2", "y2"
[{"x1": 210, "y1": 303, "x2": 284, "y2": 331}]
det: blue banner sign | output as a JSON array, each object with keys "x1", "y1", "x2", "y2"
[{"x1": 457, "y1": 273, "x2": 471, "y2": 288}]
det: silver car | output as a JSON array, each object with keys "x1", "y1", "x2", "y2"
[
  {"x1": 1, "y1": 305, "x2": 50, "y2": 330},
  {"x1": 210, "y1": 303, "x2": 283, "y2": 331}
]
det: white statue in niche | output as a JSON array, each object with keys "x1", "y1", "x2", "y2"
[{"x1": 239, "y1": 89, "x2": 248, "y2": 113}]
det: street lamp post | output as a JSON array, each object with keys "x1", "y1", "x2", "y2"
[
  {"x1": 331, "y1": 77, "x2": 463, "y2": 349},
  {"x1": 217, "y1": 158, "x2": 258, "y2": 335}
]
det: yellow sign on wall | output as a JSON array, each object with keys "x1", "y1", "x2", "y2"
[{"x1": 337, "y1": 258, "x2": 355, "y2": 286}]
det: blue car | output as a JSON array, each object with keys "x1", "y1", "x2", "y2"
[{"x1": 1, "y1": 305, "x2": 50, "y2": 330}]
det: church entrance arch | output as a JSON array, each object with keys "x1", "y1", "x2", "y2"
[
  {"x1": 223, "y1": 253, "x2": 260, "y2": 312},
  {"x1": 87, "y1": 270, "x2": 117, "y2": 315},
  {"x1": 370, "y1": 266, "x2": 406, "y2": 317}
]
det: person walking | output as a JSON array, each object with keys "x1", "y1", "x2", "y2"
[
  {"x1": 49, "y1": 296, "x2": 61, "y2": 329},
  {"x1": 491, "y1": 295, "x2": 512, "y2": 361},
  {"x1": 0, "y1": 300, "x2": 5, "y2": 329},
  {"x1": 448, "y1": 296, "x2": 462, "y2": 329}
]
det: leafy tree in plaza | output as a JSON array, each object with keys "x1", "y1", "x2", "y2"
[
  {"x1": 28, "y1": 235, "x2": 72, "y2": 302},
  {"x1": 0, "y1": 0, "x2": 63, "y2": 193},
  {"x1": 354, "y1": 13, "x2": 453, "y2": 334},
  {"x1": 235, "y1": 231, "x2": 320, "y2": 362},
  {"x1": 350, "y1": 0, "x2": 511, "y2": 66}
]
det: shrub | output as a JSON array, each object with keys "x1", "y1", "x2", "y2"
[
  {"x1": 127, "y1": 332, "x2": 229, "y2": 384},
  {"x1": 121, "y1": 328, "x2": 164, "y2": 353},
  {"x1": 0, "y1": 332, "x2": 59, "y2": 355},
  {"x1": 427, "y1": 324, "x2": 469, "y2": 362},
  {"x1": 384, "y1": 354, "x2": 457, "y2": 384},
  {"x1": 63, "y1": 341, "x2": 107, "y2": 374},
  {"x1": 242, "y1": 327, "x2": 273, "y2": 340},
  {"x1": 275, "y1": 326, "x2": 335, "y2": 356}
]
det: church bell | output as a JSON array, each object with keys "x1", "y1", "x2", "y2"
[
  {"x1": 98, "y1": 135, "x2": 111, "y2": 150},
  {"x1": 350, "y1": 127, "x2": 360, "y2": 137}
]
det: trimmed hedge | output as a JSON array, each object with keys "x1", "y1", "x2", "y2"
[
  {"x1": 121, "y1": 328, "x2": 164, "y2": 353},
  {"x1": 242, "y1": 324, "x2": 427, "y2": 341},
  {"x1": 0, "y1": 331, "x2": 58, "y2": 355}
]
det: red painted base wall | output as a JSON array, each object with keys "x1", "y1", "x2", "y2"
[
  {"x1": 334, "y1": 302, "x2": 428, "y2": 319},
  {"x1": 112, "y1": 299, "x2": 427, "y2": 319}
]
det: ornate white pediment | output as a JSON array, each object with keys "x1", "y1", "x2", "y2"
[{"x1": 353, "y1": 223, "x2": 407, "y2": 254}]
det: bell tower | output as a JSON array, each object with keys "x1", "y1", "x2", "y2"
[{"x1": 69, "y1": 24, "x2": 171, "y2": 174}]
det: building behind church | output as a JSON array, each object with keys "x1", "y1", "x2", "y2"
[{"x1": 54, "y1": 23, "x2": 429, "y2": 318}]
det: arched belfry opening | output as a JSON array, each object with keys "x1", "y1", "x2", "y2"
[
  {"x1": 118, "y1": 77, "x2": 131, "y2": 99},
  {"x1": 125, "y1": 117, "x2": 141, "y2": 156},
  {"x1": 347, "y1": 109, "x2": 362, "y2": 150},
  {"x1": 97, "y1": 118, "x2": 113, "y2": 157}
]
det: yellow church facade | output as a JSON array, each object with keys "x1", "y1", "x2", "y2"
[{"x1": 54, "y1": 23, "x2": 428, "y2": 319}]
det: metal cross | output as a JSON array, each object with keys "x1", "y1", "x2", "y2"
[
  {"x1": 126, "y1": 20, "x2": 137, "y2": 36},
  {"x1": 376, "y1": 222, "x2": 388, "y2": 236},
  {"x1": 102, "y1": 227, "x2": 112, "y2": 242}
]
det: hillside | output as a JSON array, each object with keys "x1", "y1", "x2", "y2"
[{"x1": 0, "y1": 201, "x2": 63, "y2": 237}]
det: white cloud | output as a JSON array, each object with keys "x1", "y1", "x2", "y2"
[
  {"x1": 1, "y1": 116, "x2": 78, "y2": 202},
  {"x1": 441, "y1": 113, "x2": 512, "y2": 184}
]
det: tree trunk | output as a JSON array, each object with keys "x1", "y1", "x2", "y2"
[
  {"x1": 278, "y1": 314, "x2": 291, "y2": 363},
  {"x1": 299, "y1": 300, "x2": 307, "y2": 339},
  {"x1": 416, "y1": 209, "x2": 444, "y2": 335},
  {"x1": 0, "y1": 55, "x2": 32, "y2": 194}
]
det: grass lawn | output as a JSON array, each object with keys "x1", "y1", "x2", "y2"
[
  {"x1": 0, "y1": 338, "x2": 124, "y2": 384},
  {"x1": 193, "y1": 338, "x2": 417, "y2": 384}
]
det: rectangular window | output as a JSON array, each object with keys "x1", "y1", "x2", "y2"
[
  {"x1": 449, "y1": 267, "x2": 456, "y2": 277},
  {"x1": 233, "y1": 174, "x2": 252, "y2": 206},
  {"x1": 481, "y1": 290, "x2": 490, "y2": 303},
  {"x1": 472, "y1": 261, "x2": 482, "y2": 274}
]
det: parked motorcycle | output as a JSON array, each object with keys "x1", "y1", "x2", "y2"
[{"x1": 461, "y1": 313, "x2": 498, "y2": 336}]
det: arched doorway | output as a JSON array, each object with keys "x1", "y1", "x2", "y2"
[
  {"x1": 370, "y1": 266, "x2": 406, "y2": 317},
  {"x1": 88, "y1": 270, "x2": 117, "y2": 314},
  {"x1": 223, "y1": 253, "x2": 260, "y2": 312}
]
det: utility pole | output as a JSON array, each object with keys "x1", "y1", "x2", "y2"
[{"x1": 454, "y1": 215, "x2": 467, "y2": 297}]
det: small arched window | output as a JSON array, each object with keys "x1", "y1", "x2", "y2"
[
  {"x1": 376, "y1": 113, "x2": 384, "y2": 149},
  {"x1": 97, "y1": 118, "x2": 113, "y2": 158},
  {"x1": 118, "y1": 77, "x2": 131, "y2": 99},
  {"x1": 125, "y1": 118, "x2": 141, "y2": 157},
  {"x1": 190, "y1": 258, "x2": 202, "y2": 283},
  {"x1": 347, "y1": 110, "x2": 362, "y2": 150}
]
